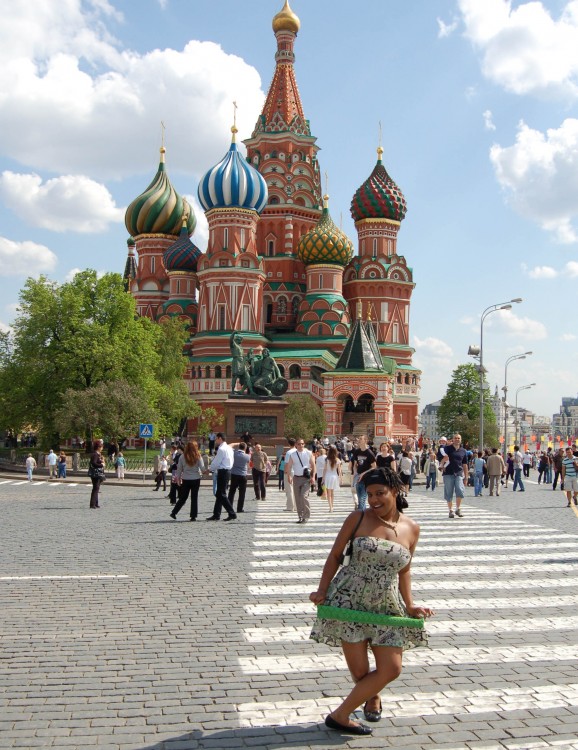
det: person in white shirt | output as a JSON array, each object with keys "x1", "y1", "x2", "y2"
[
  {"x1": 315, "y1": 448, "x2": 327, "y2": 496},
  {"x1": 207, "y1": 433, "x2": 237, "y2": 521},
  {"x1": 284, "y1": 438, "x2": 297, "y2": 512},
  {"x1": 285, "y1": 438, "x2": 315, "y2": 524},
  {"x1": 47, "y1": 449, "x2": 58, "y2": 479},
  {"x1": 26, "y1": 454, "x2": 37, "y2": 482},
  {"x1": 154, "y1": 455, "x2": 169, "y2": 491},
  {"x1": 513, "y1": 445, "x2": 525, "y2": 492}
]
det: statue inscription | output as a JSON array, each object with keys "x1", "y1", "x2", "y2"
[{"x1": 235, "y1": 416, "x2": 277, "y2": 436}]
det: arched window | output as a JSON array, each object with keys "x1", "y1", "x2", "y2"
[
  {"x1": 269, "y1": 196, "x2": 280, "y2": 205},
  {"x1": 411, "y1": 375, "x2": 417, "y2": 385},
  {"x1": 268, "y1": 239, "x2": 275, "y2": 256},
  {"x1": 205, "y1": 366, "x2": 211, "y2": 378},
  {"x1": 289, "y1": 364, "x2": 301, "y2": 380},
  {"x1": 396, "y1": 373, "x2": 402, "y2": 384},
  {"x1": 151, "y1": 256, "x2": 156, "y2": 274},
  {"x1": 264, "y1": 296, "x2": 273, "y2": 325},
  {"x1": 197, "y1": 366, "x2": 202, "y2": 378},
  {"x1": 278, "y1": 364, "x2": 285, "y2": 377},
  {"x1": 215, "y1": 366, "x2": 222, "y2": 379},
  {"x1": 225, "y1": 365, "x2": 232, "y2": 379},
  {"x1": 405, "y1": 374, "x2": 410, "y2": 385}
]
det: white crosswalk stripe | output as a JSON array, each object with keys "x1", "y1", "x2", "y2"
[{"x1": 238, "y1": 486, "x2": 578, "y2": 738}]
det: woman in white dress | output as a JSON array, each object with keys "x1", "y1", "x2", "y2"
[{"x1": 322, "y1": 446, "x2": 343, "y2": 512}]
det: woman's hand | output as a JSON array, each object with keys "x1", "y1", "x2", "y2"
[
  {"x1": 309, "y1": 590, "x2": 326, "y2": 605},
  {"x1": 406, "y1": 604, "x2": 435, "y2": 619}
]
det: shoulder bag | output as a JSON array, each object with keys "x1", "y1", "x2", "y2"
[{"x1": 338, "y1": 511, "x2": 364, "y2": 567}]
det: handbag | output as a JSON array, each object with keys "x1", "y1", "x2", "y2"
[
  {"x1": 88, "y1": 464, "x2": 105, "y2": 479},
  {"x1": 296, "y1": 451, "x2": 310, "y2": 479},
  {"x1": 338, "y1": 511, "x2": 364, "y2": 567}
]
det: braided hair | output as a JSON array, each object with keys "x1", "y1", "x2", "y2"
[{"x1": 361, "y1": 466, "x2": 408, "y2": 512}]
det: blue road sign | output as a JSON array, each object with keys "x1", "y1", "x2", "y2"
[{"x1": 139, "y1": 423, "x2": 154, "y2": 438}]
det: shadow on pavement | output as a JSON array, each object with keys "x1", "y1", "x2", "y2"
[
  {"x1": 138, "y1": 725, "x2": 349, "y2": 750},
  {"x1": 543, "y1": 558, "x2": 578, "y2": 564}
]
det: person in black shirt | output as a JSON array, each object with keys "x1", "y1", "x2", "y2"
[
  {"x1": 439, "y1": 433, "x2": 469, "y2": 519},
  {"x1": 350, "y1": 436, "x2": 376, "y2": 510}
]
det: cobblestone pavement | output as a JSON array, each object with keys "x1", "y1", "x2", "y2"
[{"x1": 1, "y1": 473, "x2": 578, "y2": 750}]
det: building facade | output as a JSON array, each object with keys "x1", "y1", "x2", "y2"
[{"x1": 124, "y1": 1, "x2": 421, "y2": 440}]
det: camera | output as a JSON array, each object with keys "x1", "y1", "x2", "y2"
[{"x1": 302, "y1": 468, "x2": 310, "y2": 479}]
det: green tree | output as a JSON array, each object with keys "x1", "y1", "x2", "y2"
[
  {"x1": 438, "y1": 363, "x2": 499, "y2": 447},
  {"x1": 196, "y1": 407, "x2": 224, "y2": 439},
  {"x1": 0, "y1": 271, "x2": 200, "y2": 447},
  {"x1": 284, "y1": 394, "x2": 326, "y2": 442}
]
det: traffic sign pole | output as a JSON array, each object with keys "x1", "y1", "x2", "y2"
[{"x1": 139, "y1": 424, "x2": 154, "y2": 484}]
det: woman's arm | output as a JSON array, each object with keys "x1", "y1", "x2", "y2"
[
  {"x1": 398, "y1": 526, "x2": 434, "y2": 618},
  {"x1": 309, "y1": 512, "x2": 362, "y2": 604}
]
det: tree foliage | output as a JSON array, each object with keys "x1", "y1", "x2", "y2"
[
  {"x1": 0, "y1": 271, "x2": 200, "y2": 447},
  {"x1": 284, "y1": 394, "x2": 326, "y2": 442},
  {"x1": 196, "y1": 407, "x2": 224, "y2": 439},
  {"x1": 438, "y1": 363, "x2": 499, "y2": 448}
]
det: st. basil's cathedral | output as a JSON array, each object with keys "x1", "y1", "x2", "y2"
[{"x1": 123, "y1": 1, "x2": 420, "y2": 441}]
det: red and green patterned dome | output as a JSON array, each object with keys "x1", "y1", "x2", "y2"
[
  {"x1": 297, "y1": 196, "x2": 354, "y2": 266},
  {"x1": 350, "y1": 147, "x2": 407, "y2": 223}
]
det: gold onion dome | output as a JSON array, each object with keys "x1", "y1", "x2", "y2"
[
  {"x1": 125, "y1": 146, "x2": 196, "y2": 237},
  {"x1": 272, "y1": 0, "x2": 300, "y2": 33},
  {"x1": 350, "y1": 146, "x2": 407, "y2": 223},
  {"x1": 297, "y1": 195, "x2": 354, "y2": 266}
]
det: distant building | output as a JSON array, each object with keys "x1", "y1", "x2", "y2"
[
  {"x1": 553, "y1": 395, "x2": 578, "y2": 442},
  {"x1": 420, "y1": 400, "x2": 441, "y2": 441}
]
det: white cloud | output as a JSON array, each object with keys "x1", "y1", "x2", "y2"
[
  {"x1": 560, "y1": 333, "x2": 577, "y2": 341},
  {"x1": 566, "y1": 260, "x2": 578, "y2": 276},
  {"x1": 184, "y1": 194, "x2": 209, "y2": 250},
  {"x1": 437, "y1": 17, "x2": 458, "y2": 38},
  {"x1": 0, "y1": 1, "x2": 265, "y2": 180},
  {"x1": 527, "y1": 265, "x2": 558, "y2": 279},
  {"x1": 64, "y1": 268, "x2": 82, "y2": 282},
  {"x1": 413, "y1": 336, "x2": 454, "y2": 360},
  {"x1": 483, "y1": 109, "x2": 496, "y2": 131},
  {"x1": 459, "y1": 0, "x2": 578, "y2": 97},
  {"x1": 490, "y1": 119, "x2": 578, "y2": 243},
  {"x1": 460, "y1": 315, "x2": 475, "y2": 325},
  {"x1": 0, "y1": 321, "x2": 11, "y2": 333},
  {"x1": 0, "y1": 171, "x2": 124, "y2": 232},
  {"x1": 0, "y1": 236, "x2": 57, "y2": 276},
  {"x1": 492, "y1": 308, "x2": 547, "y2": 340}
]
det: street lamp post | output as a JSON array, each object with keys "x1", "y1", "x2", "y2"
[
  {"x1": 475, "y1": 298, "x2": 523, "y2": 450},
  {"x1": 515, "y1": 383, "x2": 536, "y2": 446},
  {"x1": 503, "y1": 352, "x2": 532, "y2": 452}
]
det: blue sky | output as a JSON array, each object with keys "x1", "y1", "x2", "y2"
[{"x1": 1, "y1": 0, "x2": 577, "y2": 420}]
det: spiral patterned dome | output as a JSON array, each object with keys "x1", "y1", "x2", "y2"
[
  {"x1": 125, "y1": 147, "x2": 196, "y2": 237},
  {"x1": 350, "y1": 147, "x2": 407, "y2": 223},
  {"x1": 272, "y1": 0, "x2": 300, "y2": 33},
  {"x1": 197, "y1": 129, "x2": 268, "y2": 214},
  {"x1": 163, "y1": 220, "x2": 202, "y2": 273},
  {"x1": 297, "y1": 196, "x2": 354, "y2": 266}
]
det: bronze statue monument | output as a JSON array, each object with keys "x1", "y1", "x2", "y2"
[{"x1": 229, "y1": 333, "x2": 288, "y2": 398}]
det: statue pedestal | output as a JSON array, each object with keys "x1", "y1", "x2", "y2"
[{"x1": 225, "y1": 397, "x2": 288, "y2": 448}]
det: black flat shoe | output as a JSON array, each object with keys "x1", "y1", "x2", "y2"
[
  {"x1": 325, "y1": 715, "x2": 372, "y2": 735},
  {"x1": 223, "y1": 515, "x2": 237, "y2": 521},
  {"x1": 169, "y1": 513, "x2": 177, "y2": 520},
  {"x1": 363, "y1": 699, "x2": 382, "y2": 722},
  {"x1": 189, "y1": 517, "x2": 196, "y2": 521},
  {"x1": 206, "y1": 516, "x2": 220, "y2": 521}
]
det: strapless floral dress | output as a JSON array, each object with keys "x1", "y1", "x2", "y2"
[{"x1": 310, "y1": 536, "x2": 428, "y2": 649}]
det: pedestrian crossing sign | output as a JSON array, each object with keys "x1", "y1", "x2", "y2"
[{"x1": 139, "y1": 423, "x2": 154, "y2": 438}]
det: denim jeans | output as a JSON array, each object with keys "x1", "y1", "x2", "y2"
[
  {"x1": 474, "y1": 471, "x2": 484, "y2": 496},
  {"x1": 426, "y1": 471, "x2": 437, "y2": 490},
  {"x1": 354, "y1": 478, "x2": 368, "y2": 510},
  {"x1": 443, "y1": 473, "x2": 465, "y2": 503},
  {"x1": 513, "y1": 468, "x2": 525, "y2": 491}
]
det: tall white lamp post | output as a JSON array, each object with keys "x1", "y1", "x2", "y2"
[{"x1": 503, "y1": 352, "x2": 532, "y2": 451}]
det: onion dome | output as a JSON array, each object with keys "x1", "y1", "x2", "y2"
[
  {"x1": 272, "y1": 0, "x2": 300, "y2": 33},
  {"x1": 125, "y1": 147, "x2": 196, "y2": 237},
  {"x1": 163, "y1": 217, "x2": 201, "y2": 273},
  {"x1": 350, "y1": 147, "x2": 407, "y2": 223},
  {"x1": 297, "y1": 195, "x2": 354, "y2": 266},
  {"x1": 198, "y1": 128, "x2": 268, "y2": 214}
]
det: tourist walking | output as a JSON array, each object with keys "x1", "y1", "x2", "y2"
[
  {"x1": 206, "y1": 433, "x2": 237, "y2": 521},
  {"x1": 171, "y1": 441, "x2": 205, "y2": 521},
  {"x1": 228, "y1": 442, "x2": 251, "y2": 513},
  {"x1": 562, "y1": 446, "x2": 578, "y2": 507},
  {"x1": 537, "y1": 452, "x2": 549, "y2": 484},
  {"x1": 25, "y1": 453, "x2": 36, "y2": 482},
  {"x1": 505, "y1": 452, "x2": 514, "y2": 487},
  {"x1": 376, "y1": 443, "x2": 396, "y2": 473},
  {"x1": 154, "y1": 455, "x2": 168, "y2": 491},
  {"x1": 167, "y1": 446, "x2": 182, "y2": 504},
  {"x1": 47, "y1": 449, "x2": 58, "y2": 479},
  {"x1": 283, "y1": 438, "x2": 297, "y2": 512},
  {"x1": 322, "y1": 446, "x2": 342, "y2": 512},
  {"x1": 486, "y1": 448, "x2": 505, "y2": 496},
  {"x1": 512, "y1": 446, "x2": 525, "y2": 492},
  {"x1": 440, "y1": 434, "x2": 469, "y2": 518},
  {"x1": 251, "y1": 443, "x2": 268, "y2": 501},
  {"x1": 473, "y1": 452, "x2": 486, "y2": 497},
  {"x1": 552, "y1": 448, "x2": 565, "y2": 491},
  {"x1": 57, "y1": 451, "x2": 67, "y2": 479},
  {"x1": 309, "y1": 467, "x2": 433, "y2": 736},
  {"x1": 285, "y1": 438, "x2": 315, "y2": 524},
  {"x1": 522, "y1": 450, "x2": 532, "y2": 478},
  {"x1": 316, "y1": 447, "x2": 327, "y2": 496},
  {"x1": 88, "y1": 439, "x2": 105, "y2": 509},
  {"x1": 424, "y1": 451, "x2": 439, "y2": 491},
  {"x1": 208, "y1": 430, "x2": 216, "y2": 456},
  {"x1": 278, "y1": 452, "x2": 286, "y2": 490},
  {"x1": 351, "y1": 435, "x2": 376, "y2": 511}
]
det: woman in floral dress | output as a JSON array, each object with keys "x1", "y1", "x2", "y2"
[{"x1": 310, "y1": 467, "x2": 434, "y2": 735}]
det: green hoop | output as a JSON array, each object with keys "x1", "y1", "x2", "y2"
[{"x1": 317, "y1": 605, "x2": 424, "y2": 629}]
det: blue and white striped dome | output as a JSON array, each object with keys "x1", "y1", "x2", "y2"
[{"x1": 198, "y1": 130, "x2": 268, "y2": 214}]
